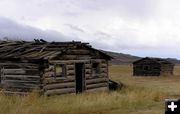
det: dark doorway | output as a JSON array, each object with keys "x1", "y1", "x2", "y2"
[{"x1": 75, "y1": 63, "x2": 85, "y2": 93}]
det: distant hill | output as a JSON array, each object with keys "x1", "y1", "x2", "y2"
[{"x1": 103, "y1": 50, "x2": 180, "y2": 64}]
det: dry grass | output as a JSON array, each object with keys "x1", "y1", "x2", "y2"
[
  {"x1": 110, "y1": 65, "x2": 180, "y2": 97},
  {"x1": 0, "y1": 64, "x2": 180, "y2": 114}
]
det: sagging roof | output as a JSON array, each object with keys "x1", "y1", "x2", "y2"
[
  {"x1": 0, "y1": 39, "x2": 112, "y2": 60},
  {"x1": 133, "y1": 57, "x2": 174, "y2": 65}
]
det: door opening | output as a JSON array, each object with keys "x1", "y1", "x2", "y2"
[{"x1": 75, "y1": 63, "x2": 85, "y2": 93}]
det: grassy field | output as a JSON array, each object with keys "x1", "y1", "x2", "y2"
[{"x1": 0, "y1": 65, "x2": 180, "y2": 114}]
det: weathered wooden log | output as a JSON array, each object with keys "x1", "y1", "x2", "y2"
[
  {"x1": 4, "y1": 75, "x2": 40, "y2": 78},
  {"x1": 91, "y1": 74, "x2": 101, "y2": 77},
  {"x1": 2, "y1": 80, "x2": 40, "y2": 84},
  {"x1": 78, "y1": 56, "x2": 91, "y2": 59},
  {"x1": 109, "y1": 80, "x2": 124, "y2": 90},
  {"x1": 4, "y1": 87, "x2": 40, "y2": 92},
  {"x1": 86, "y1": 78, "x2": 108, "y2": 84},
  {"x1": 86, "y1": 75, "x2": 105, "y2": 79},
  {"x1": 38, "y1": 51, "x2": 57, "y2": 58},
  {"x1": 3, "y1": 78, "x2": 40, "y2": 82},
  {"x1": 50, "y1": 60, "x2": 90, "y2": 64},
  {"x1": 43, "y1": 78, "x2": 75, "y2": 84},
  {"x1": 60, "y1": 55, "x2": 91, "y2": 60},
  {"x1": 85, "y1": 74, "x2": 91, "y2": 77},
  {"x1": 61, "y1": 55, "x2": 78, "y2": 60},
  {"x1": 3, "y1": 83, "x2": 41, "y2": 89},
  {"x1": 44, "y1": 52, "x2": 62, "y2": 60},
  {"x1": 3, "y1": 69, "x2": 39, "y2": 75},
  {"x1": 100, "y1": 73, "x2": 107, "y2": 77},
  {"x1": 4, "y1": 75, "x2": 40, "y2": 81},
  {"x1": 91, "y1": 59, "x2": 102, "y2": 63},
  {"x1": 0, "y1": 63, "x2": 39, "y2": 69},
  {"x1": 86, "y1": 83, "x2": 108, "y2": 89},
  {"x1": 44, "y1": 88, "x2": 75, "y2": 96},
  {"x1": 85, "y1": 64, "x2": 91, "y2": 69},
  {"x1": 91, "y1": 59, "x2": 106, "y2": 63},
  {"x1": 44, "y1": 82, "x2": 75, "y2": 90},
  {"x1": 66, "y1": 49, "x2": 90, "y2": 55},
  {"x1": 66, "y1": 70, "x2": 75, "y2": 75},
  {"x1": 66, "y1": 65, "x2": 74, "y2": 70},
  {"x1": 101, "y1": 64, "x2": 107, "y2": 68},
  {"x1": 100, "y1": 68, "x2": 107, "y2": 73},
  {"x1": 66, "y1": 75, "x2": 75, "y2": 79}
]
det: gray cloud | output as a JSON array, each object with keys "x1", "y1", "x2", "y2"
[{"x1": 0, "y1": 17, "x2": 76, "y2": 41}]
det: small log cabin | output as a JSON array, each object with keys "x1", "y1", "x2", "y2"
[
  {"x1": 0, "y1": 40, "x2": 112, "y2": 95},
  {"x1": 133, "y1": 57, "x2": 174, "y2": 76}
]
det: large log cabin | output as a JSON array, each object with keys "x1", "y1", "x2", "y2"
[{"x1": 0, "y1": 40, "x2": 112, "y2": 95}]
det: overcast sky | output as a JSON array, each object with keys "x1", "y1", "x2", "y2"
[{"x1": 0, "y1": 0, "x2": 180, "y2": 59}]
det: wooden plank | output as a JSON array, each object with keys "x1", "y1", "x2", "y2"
[
  {"x1": 44, "y1": 82, "x2": 75, "y2": 90},
  {"x1": 44, "y1": 88, "x2": 75, "y2": 96},
  {"x1": 86, "y1": 83, "x2": 108, "y2": 89}
]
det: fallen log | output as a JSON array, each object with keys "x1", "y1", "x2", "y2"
[{"x1": 109, "y1": 79, "x2": 124, "y2": 90}]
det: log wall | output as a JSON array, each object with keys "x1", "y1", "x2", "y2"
[
  {"x1": 160, "y1": 64, "x2": 174, "y2": 75},
  {"x1": 85, "y1": 59, "x2": 109, "y2": 92},
  {"x1": 43, "y1": 59, "x2": 109, "y2": 95},
  {"x1": 43, "y1": 61, "x2": 76, "y2": 96},
  {"x1": 133, "y1": 60, "x2": 174, "y2": 76},
  {"x1": 0, "y1": 62, "x2": 41, "y2": 94}
]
